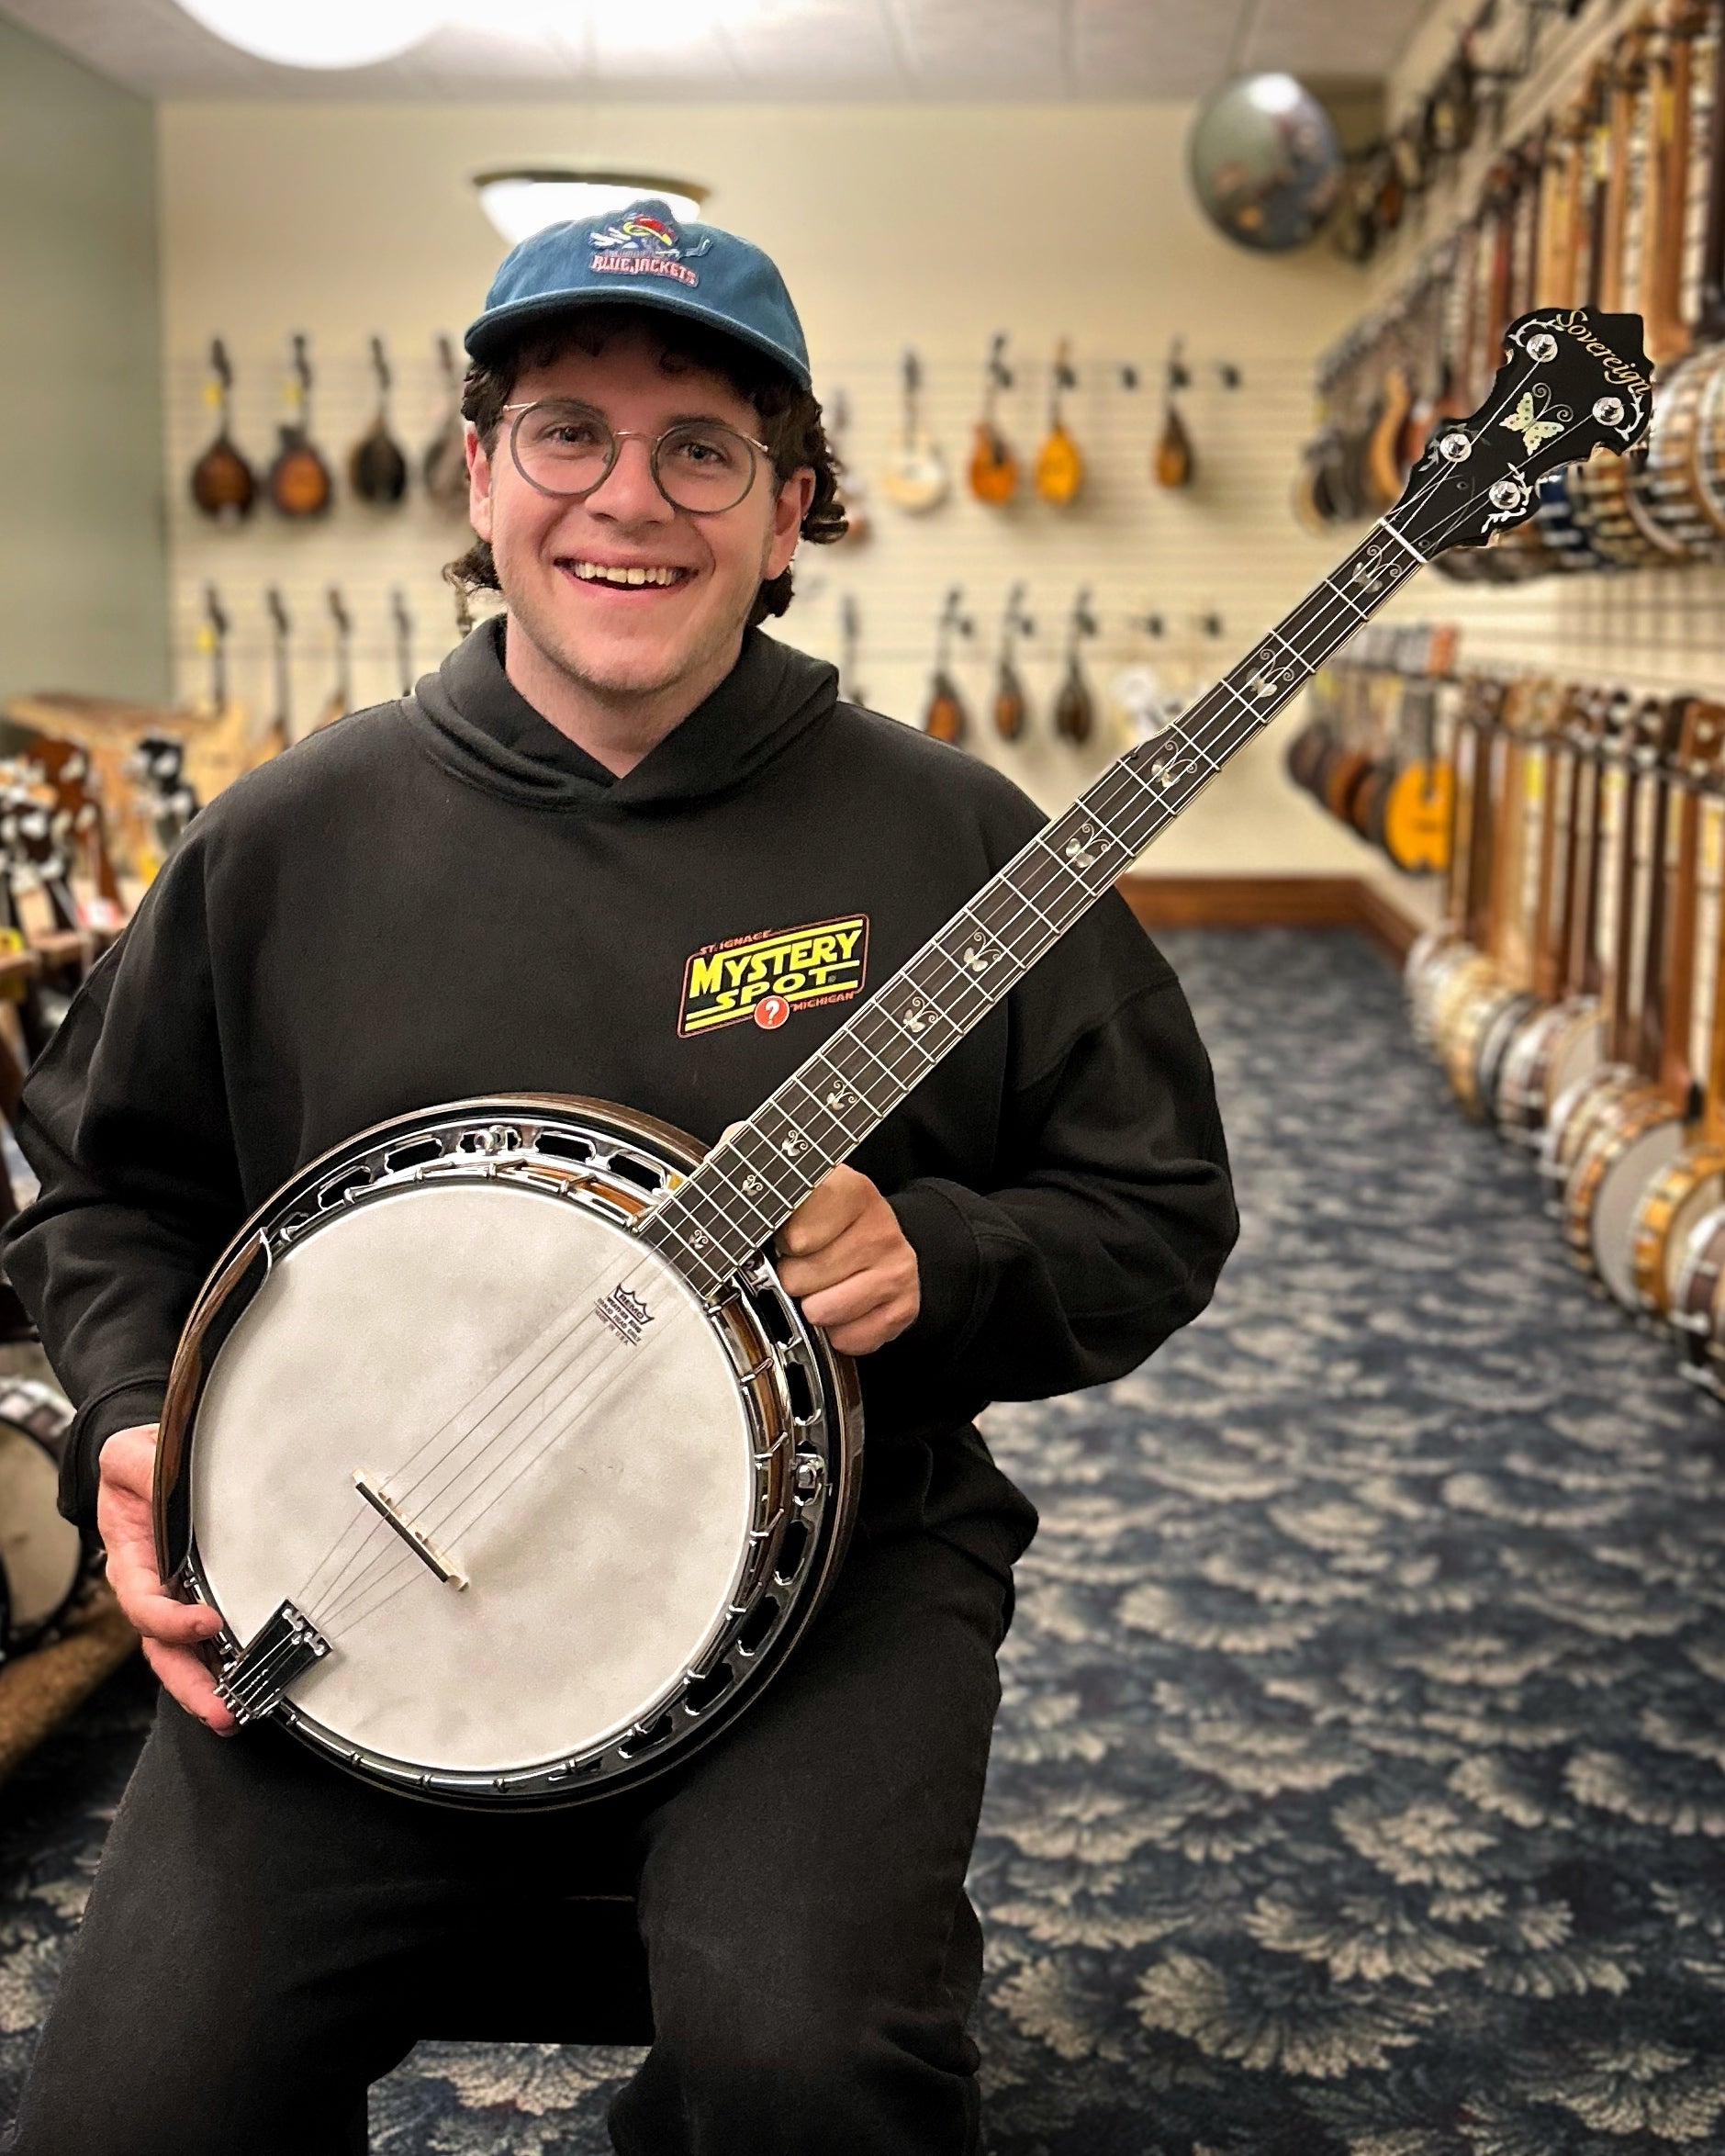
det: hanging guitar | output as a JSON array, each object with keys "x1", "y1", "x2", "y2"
[
  {"x1": 879, "y1": 352, "x2": 947, "y2": 514},
  {"x1": 155, "y1": 308, "x2": 1652, "y2": 1808}
]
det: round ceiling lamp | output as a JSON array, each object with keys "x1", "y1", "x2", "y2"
[
  {"x1": 1188, "y1": 73, "x2": 1343, "y2": 253},
  {"x1": 170, "y1": 0, "x2": 442, "y2": 69},
  {"x1": 473, "y1": 170, "x2": 711, "y2": 247}
]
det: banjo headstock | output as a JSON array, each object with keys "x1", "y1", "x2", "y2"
[{"x1": 1392, "y1": 308, "x2": 1652, "y2": 559}]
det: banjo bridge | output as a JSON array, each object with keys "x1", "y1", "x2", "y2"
[
  {"x1": 216, "y1": 1598, "x2": 331, "y2": 1724},
  {"x1": 354, "y1": 1469, "x2": 469, "y2": 1589}
]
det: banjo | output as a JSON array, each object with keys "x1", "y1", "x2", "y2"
[{"x1": 152, "y1": 310, "x2": 1650, "y2": 1809}]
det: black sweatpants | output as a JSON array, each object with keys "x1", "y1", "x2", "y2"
[{"x1": 6, "y1": 1529, "x2": 1009, "y2": 2156}]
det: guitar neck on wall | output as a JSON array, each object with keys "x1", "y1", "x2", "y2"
[{"x1": 638, "y1": 309, "x2": 1655, "y2": 1301}]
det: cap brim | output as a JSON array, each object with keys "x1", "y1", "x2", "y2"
[{"x1": 463, "y1": 285, "x2": 811, "y2": 390}]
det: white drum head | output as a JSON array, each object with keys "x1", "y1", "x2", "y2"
[
  {"x1": 192, "y1": 1181, "x2": 756, "y2": 1777},
  {"x1": 1593, "y1": 1120, "x2": 1685, "y2": 1310},
  {"x1": 0, "y1": 1423, "x2": 81, "y2": 1636}
]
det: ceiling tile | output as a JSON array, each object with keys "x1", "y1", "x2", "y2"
[{"x1": 0, "y1": 0, "x2": 1438, "y2": 100}]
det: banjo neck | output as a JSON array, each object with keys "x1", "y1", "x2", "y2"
[
  {"x1": 640, "y1": 529, "x2": 1444, "y2": 1299},
  {"x1": 637, "y1": 306, "x2": 1652, "y2": 1299}
]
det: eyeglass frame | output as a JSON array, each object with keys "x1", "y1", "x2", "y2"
[{"x1": 498, "y1": 399, "x2": 778, "y2": 513}]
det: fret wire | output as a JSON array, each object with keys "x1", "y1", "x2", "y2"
[
  {"x1": 963, "y1": 883, "x2": 1052, "y2": 970},
  {"x1": 778, "y1": 1068, "x2": 866, "y2": 1155},
  {"x1": 696, "y1": 1151, "x2": 782, "y2": 1238},
  {"x1": 846, "y1": 1003, "x2": 931, "y2": 1094},
  {"x1": 894, "y1": 945, "x2": 991, "y2": 1034},
  {"x1": 913, "y1": 935, "x2": 1002, "y2": 1027},
  {"x1": 671, "y1": 1158, "x2": 779, "y2": 1252},
  {"x1": 664, "y1": 1153, "x2": 769, "y2": 1242},
  {"x1": 805, "y1": 1052, "x2": 886, "y2": 1140},
  {"x1": 876, "y1": 994, "x2": 948, "y2": 1067},
  {"x1": 1048, "y1": 797, "x2": 1134, "y2": 859},
  {"x1": 813, "y1": 1031, "x2": 899, "y2": 1119},
  {"x1": 1004, "y1": 832, "x2": 1086, "y2": 926},
  {"x1": 727, "y1": 1120, "x2": 809, "y2": 1210},
  {"x1": 638, "y1": 1207, "x2": 710, "y2": 1278}
]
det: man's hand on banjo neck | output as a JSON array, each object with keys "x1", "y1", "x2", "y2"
[
  {"x1": 97, "y1": 1423, "x2": 237, "y2": 1735},
  {"x1": 772, "y1": 1162, "x2": 921, "y2": 1355},
  {"x1": 94, "y1": 1164, "x2": 914, "y2": 1735}
]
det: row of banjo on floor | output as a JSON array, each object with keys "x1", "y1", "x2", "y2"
[{"x1": 1405, "y1": 657, "x2": 1725, "y2": 1389}]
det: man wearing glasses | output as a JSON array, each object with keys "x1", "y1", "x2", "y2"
[{"x1": 4, "y1": 205, "x2": 1235, "y2": 2154}]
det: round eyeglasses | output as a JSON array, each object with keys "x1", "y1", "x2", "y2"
[{"x1": 501, "y1": 399, "x2": 774, "y2": 514}]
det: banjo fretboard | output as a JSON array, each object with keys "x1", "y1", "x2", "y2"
[{"x1": 636, "y1": 514, "x2": 1429, "y2": 1300}]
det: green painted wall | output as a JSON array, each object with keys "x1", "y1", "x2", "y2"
[{"x1": 0, "y1": 14, "x2": 166, "y2": 706}]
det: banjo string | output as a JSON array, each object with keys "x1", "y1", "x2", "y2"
[
  {"x1": 310, "y1": 1244, "x2": 675, "y2": 1630},
  {"x1": 292, "y1": 1241, "x2": 635, "y2": 1613},
  {"x1": 290, "y1": 387, "x2": 1601, "y2": 1641},
  {"x1": 319, "y1": 1269, "x2": 675, "y2": 1634}
]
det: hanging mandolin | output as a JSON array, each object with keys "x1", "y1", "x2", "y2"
[
  {"x1": 268, "y1": 334, "x2": 334, "y2": 520},
  {"x1": 1034, "y1": 340, "x2": 1084, "y2": 507},
  {"x1": 189, "y1": 338, "x2": 255, "y2": 524},
  {"x1": 921, "y1": 587, "x2": 971, "y2": 745},
  {"x1": 968, "y1": 333, "x2": 1018, "y2": 506},
  {"x1": 992, "y1": 584, "x2": 1034, "y2": 743}
]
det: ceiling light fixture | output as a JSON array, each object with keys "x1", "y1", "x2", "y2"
[
  {"x1": 171, "y1": 0, "x2": 442, "y2": 68},
  {"x1": 473, "y1": 170, "x2": 711, "y2": 247}
]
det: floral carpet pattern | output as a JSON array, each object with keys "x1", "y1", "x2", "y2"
[{"x1": 4, "y1": 927, "x2": 1725, "y2": 2153}]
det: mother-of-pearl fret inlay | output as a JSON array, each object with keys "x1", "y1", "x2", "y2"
[{"x1": 636, "y1": 509, "x2": 1435, "y2": 1298}]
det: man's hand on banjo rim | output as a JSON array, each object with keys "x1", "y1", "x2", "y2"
[
  {"x1": 96, "y1": 1424, "x2": 237, "y2": 1735},
  {"x1": 772, "y1": 1163, "x2": 922, "y2": 1356}
]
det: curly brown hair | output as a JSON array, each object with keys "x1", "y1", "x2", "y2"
[{"x1": 444, "y1": 303, "x2": 846, "y2": 628}]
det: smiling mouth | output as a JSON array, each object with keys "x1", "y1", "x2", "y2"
[{"x1": 560, "y1": 560, "x2": 694, "y2": 590}]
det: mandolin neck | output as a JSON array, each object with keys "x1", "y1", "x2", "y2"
[{"x1": 636, "y1": 515, "x2": 1430, "y2": 1299}]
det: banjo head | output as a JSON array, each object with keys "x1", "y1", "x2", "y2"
[{"x1": 161, "y1": 1097, "x2": 859, "y2": 1807}]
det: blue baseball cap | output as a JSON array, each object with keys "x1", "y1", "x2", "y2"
[{"x1": 465, "y1": 198, "x2": 812, "y2": 390}]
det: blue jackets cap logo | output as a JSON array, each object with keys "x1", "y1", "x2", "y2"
[{"x1": 588, "y1": 212, "x2": 712, "y2": 290}]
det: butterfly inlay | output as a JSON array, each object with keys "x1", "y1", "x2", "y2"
[{"x1": 1502, "y1": 383, "x2": 1571, "y2": 453}]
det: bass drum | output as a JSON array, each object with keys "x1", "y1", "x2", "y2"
[{"x1": 0, "y1": 1377, "x2": 85, "y2": 1651}]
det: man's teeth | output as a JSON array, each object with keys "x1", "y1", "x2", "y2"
[{"x1": 569, "y1": 562, "x2": 685, "y2": 587}]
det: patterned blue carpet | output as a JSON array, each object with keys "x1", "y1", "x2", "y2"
[{"x1": 5, "y1": 927, "x2": 1725, "y2": 2153}]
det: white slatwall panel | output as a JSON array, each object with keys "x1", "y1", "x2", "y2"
[{"x1": 165, "y1": 338, "x2": 1358, "y2": 811}]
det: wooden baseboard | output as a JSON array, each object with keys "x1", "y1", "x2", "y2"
[{"x1": 1117, "y1": 875, "x2": 1423, "y2": 966}]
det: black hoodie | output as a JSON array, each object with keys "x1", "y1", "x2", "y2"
[{"x1": 3, "y1": 619, "x2": 1238, "y2": 1578}]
